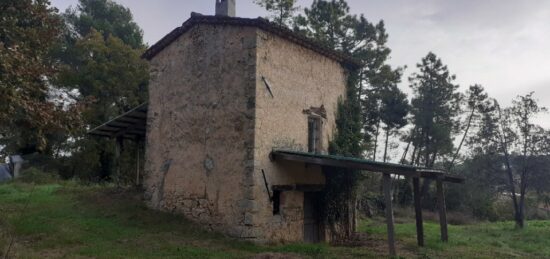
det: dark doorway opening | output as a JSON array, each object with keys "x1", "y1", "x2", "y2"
[{"x1": 303, "y1": 192, "x2": 322, "y2": 243}]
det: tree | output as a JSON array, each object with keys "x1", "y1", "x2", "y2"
[
  {"x1": 407, "y1": 52, "x2": 461, "y2": 205},
  {"x1": 56, "y1": 0, "x2": 149, "y2": 182},
  {"x1": 58, "y1": 30, "x2": 148, "y2": 181},
  {"x1": 64, "y1": 0, "x2": 144, "y2": 49},
  {"x1": 60, "y1": 30, "x2": 148, "y2": 125},
  {"x1": 469, "y1": 93, "x2": 548, "y2": 228},
  {"x1": 379, "y1": 85, "x2": 409, "y2": 162},
  {"x1": 0, "y1": 0, "x2": 82, "y2": 155},
  {"x1": 254, "y1": 0, "x2": 299, "y2": 27},
  {"x1": 408, "y1": 52, "x2": 461, "y2": 168},
  {"x1": 293, "y1": 0, "x2": 353, "y2": 50},
  {"x1": 448, "y1": 84, "x2": 490, "y2": 170},
  {"x1": 506, "y1": 93, "x2": 547, "y2": 228}
]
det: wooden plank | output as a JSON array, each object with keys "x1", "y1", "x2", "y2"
[
  {"x1": 383, "y1": 173, "x2": 396, "y2": 256},
  {"x1": 413, "y1": 177, "x2": 424, "y2": 247},
  {"x1": 437, "y1": 177, "x2": 448, "y2": 242}
]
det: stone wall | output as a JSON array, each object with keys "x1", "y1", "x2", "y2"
[
  {"x1": 252, "y1": 29, "x2": 348, "y2": 242},
  {"x1": 143, "y1": 22, "x2": 348, "y2": 243},
  {"x1": 143, "y1": 24, "x2": 258, "y2": 237}
]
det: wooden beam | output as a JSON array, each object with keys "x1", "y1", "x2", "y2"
[
  {"x1": 272, "y1": 184, "x2": 325, "y2": 192},
  {"x1": 115, "y1": 137, "x2": 122, "y2": 179},
  {"x1": 116, "y1": 116, "x2": 145, "y2": 124},
  {"x1": 437, "y1": 177, "x2": 448, "y2": 242},
  {"x1": 136, "y1": 141, "x2": 141, "y2": 186},
  {"x1": 383, "y1": 173, "x2": 396, "y2": 256},
  {"x1": 413, "y1": 177, "x2": 424, "y2": 247},
  {"x1": 419, "y1": 171, "x2": 465, "y2": 183}
]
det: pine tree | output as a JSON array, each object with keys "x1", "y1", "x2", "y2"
[
  {"x1": 64, "y1": 0, "x2": 144, "y2": 49},
  {"x1": 408, "y1": 52, "x2": 461, "y2": 168},
  {"x1": 254, "y1": 0, "x2": 299, "y2": 27}
]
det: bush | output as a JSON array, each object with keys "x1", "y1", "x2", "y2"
[{"x1": 17, "y1": 167, "x2": 58, "y2": 184}]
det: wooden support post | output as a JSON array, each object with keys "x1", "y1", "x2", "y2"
[
  {"x1": 383, "y1": 173, "x2": 396, "y2": 256},
  {"x1": 115, "y1": 137, "x2": 122, "y2": 180},
  {"x1": 413, "y1": 177, "x2": 424, "y2": 247},
  {"x1": 437, "y1": 177, "x2": 448, "y2": 242},
  {"x1": 136, "y1": 141, "x2": 140, "y2": 186}
]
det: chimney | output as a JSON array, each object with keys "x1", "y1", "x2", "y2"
[{"x1": 215, "y1": 0, "x2": 236, "y2": 17}]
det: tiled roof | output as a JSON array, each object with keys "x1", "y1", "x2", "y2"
[{"x1": 142, "y1": 15, "x2": 362, "y2": 69}]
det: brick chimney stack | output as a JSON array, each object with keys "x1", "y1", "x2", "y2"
[{"x1": 215, "y1": 0, "x2": 236, "y2": 17}]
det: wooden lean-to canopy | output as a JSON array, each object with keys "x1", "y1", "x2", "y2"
[
  {"x1": 88, "y1": 103, "x2": 148, "y2": 140},
  {"x1": 271, "y1": 150, "x2": 464, "y2": 183},
  {"x1": 270, "y1": 149, "x2": 464, "y2": 256}
]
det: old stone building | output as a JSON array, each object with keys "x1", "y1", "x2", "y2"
[{"x1": 139, "y1": 9, "x2": 361, "y2": 242}]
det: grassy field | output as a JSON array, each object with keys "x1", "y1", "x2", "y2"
[{"x1": 1, "y1": 182, "x2": 549, "y2": 258}]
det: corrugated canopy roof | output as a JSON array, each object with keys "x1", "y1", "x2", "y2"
[
  {"x1": 88, "y1": 103, "x2": 148, "y2": 140},
  {"x1": 142, "y1": 15, "x2": 363, "y2": 69},
  {"x1": 270, "y1": 150, "x2": 464, "y2": 183}
]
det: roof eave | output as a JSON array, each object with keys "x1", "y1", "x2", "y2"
[{"x1": 141, "y1": 16, "x2": 363, "y2": 69}]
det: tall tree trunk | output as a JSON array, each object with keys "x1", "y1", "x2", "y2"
[
  {"x1": 423, "y1": 129, "x2": 431, "y2": 168},
  {"x1": 449, "y1": 107, "x2": 476, "y2": 171},
  {"x1": 383, "y1": 128, "x2": 390, "y2": 163},
  {"x1": 497, "y1": 106, "x2": 521, "y2": 228},
  {"x1": 409, "y1": 145, "x2": 417, "y2": 166},
  {"x1": 401, "y1": 138, "x2": 412, "y2": 164},
  {"x1": 373, "y1": 118, "x2": 381, "y2": 161}
]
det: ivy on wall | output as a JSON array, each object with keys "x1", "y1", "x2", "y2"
[{"x1": 321, "y1": 69, "x2": 364, "y2": 242}]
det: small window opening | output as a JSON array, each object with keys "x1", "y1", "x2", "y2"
[
  {"x1": 308, "y1": 117, "x2": 322, "y2": 153},
  {"x1": 272, "y1": 190, "x2": 281, "y2": 215}
]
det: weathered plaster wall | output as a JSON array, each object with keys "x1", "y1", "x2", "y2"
[
  {"x1": 144, "y1": 24, "x2": 258, "y2": 237},
  {"x1": 143, "y1": 23, "x2": 348, "y2": 243},
  {"x1": 252, "y1": 29, "x2": 348, "y2": 242}
]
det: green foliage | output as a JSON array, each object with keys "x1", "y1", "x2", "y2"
[
  {"x1": 329, "y1": 72, "x2": 363, "y2": 158},
  {"x1": 60, "y1": 30, "x2": 148, "y2": 125},
  {"x1": 408, "y1": 52, "x2": 461, "y2": 167},
  {"x1": 321, "y1": 70, "x2": 363, "y2": 240},
  {"x1": 0, "y1": 0, "x2": 82, "y2": 154},
  {"x1": 17, "y1": 167, "x2": 59, "y2": 184},
  {"x1": 254, "y1": 0, "x2": 299, "y2": 26},
  {"x1": 55, "y1": 0, "x2": 149, "y2": 182},
  {"x1": 56, "y1": 29, "x2": 148, "y2": 182},
  {"x1": 64, "y1": 0, "x2": 144, "y2": 49},
  {"x1": 294, "y1": 0, "x2": 352, "y2": 50}
]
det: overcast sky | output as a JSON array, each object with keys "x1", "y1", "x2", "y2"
[{"x1": 51, "y1": 0, "x2": 550, "y2": 126}]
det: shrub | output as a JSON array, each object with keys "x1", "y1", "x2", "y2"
[{"x1": 17, "y1": 167, "x2": 58, "y2": 184}]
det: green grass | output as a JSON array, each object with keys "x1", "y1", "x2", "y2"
[
  {"x1": 358, "y1": 217, "x2": 550, "y2": 258},
  {"x1": 1, "y1": 182, "x2": 550, "y2": 258},
  {"x1": 0, "y1": 182, "x2": 378, "y2": 258}
]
